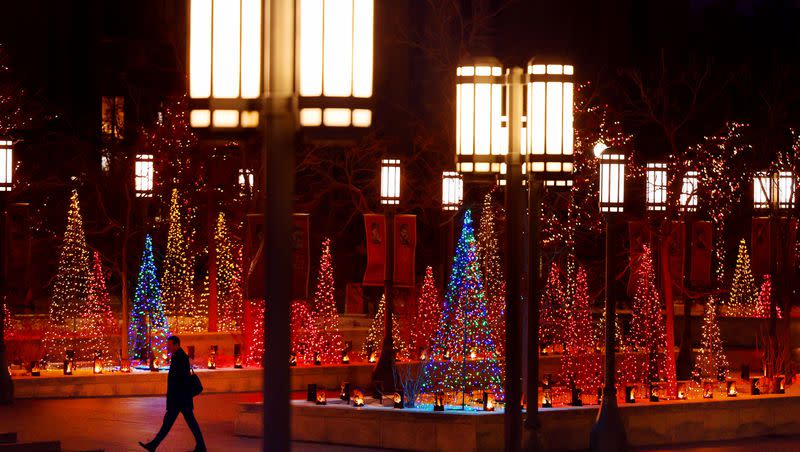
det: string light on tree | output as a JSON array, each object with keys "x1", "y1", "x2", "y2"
[
  {"x1": 726, "y1": 239, "x2": 757, "y2": 317},
  {"x1": 162, "y1": 188, "x2": 197, "y2": 331},
  {"x1": 363, "y1": 295, "x2": 407, "y2": 361},
  {"x1": 409, "y1": 266, "x2": 441, "y2": 359},
  {"x1": 560, "y1": 265, "x2": 601, "y2": 394},
  {"x1": 540, "y1": 262, "x2": 566, "y2": 352},
  {"x1": 42, "y1": 190, "x2": 93, "y2": 365},
  {"x1": 244, "y1": 299, "x2": 265, "y2": 367},
  {"x1": 477, "y1": 191, "x2": 506, "y2": 360},
  {"x1": 291, "y1": 300, "x2": 319, "y2": 364},
  {"x1": 214, "y1": 213, "x2": 244, "y2": 332},
  {"x1": 628, "y1": 246, "x2": 668, "y2": 386},
  {"x1": 310, "y1": 238, "x2": 344, "y2": 364},
  {"x1": 84, "y1": 251, "x2": 118, "y2": 367},
  {"x1": 693, "y1": 297, "x2": 729, "y2": 381},
  {"x1": 128, "y1": 235, "x2": 170, "y2": 363},
  {"x1": 422, "y1": 209, "x2": 503, "y2": 403},
  {"x1": 754, "y1": 275, "x2": 781, "y2": 319}
]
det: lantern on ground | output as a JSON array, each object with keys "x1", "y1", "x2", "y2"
[
  {"x1": 234, "y1": 344, "x2": 243, "y2": 369},
  {"x1": 313, "y1": 352, "x2": 322, "y2": 366},
  {"x1": 188, "y1": 0, "x2": 262, "y2": 129},
  {"x1": 307, "y1": 384, "x2": 317, "y2": 402},
  {"x1": 751, "y1": 378, "x2": 761, "y2": 396},
  {"x1": 352, "y1": 389, "x2": 365, "y2": 407},
  {"x1": 290, "y1": 352, "x2": 297, "y2": 366},
  {"x1": 0, "y1": 140, "x2": 12, "y2": 192},
  {"x1": 392, "y1": 392, "x2": 404, "y2": 409},
  {"x1": 298, "y1": 0, "x2": 374, "y2": 128},
  {"x1": 649, "y1": 383, "x2": 659, "y2": 402},
  {"x1": 341, "y1": 350, "x2": 350, "y2": 364},
  {"x1": 598, "y1": 148, "x2": 626, "y2": 214},
  {"x1": 702, "y1": 381, "x2": 713, "y2": 399},
  {"x1": 726, "y1": 380, "x2": 737, "y2": 397},
  {"x1": 380, "y1": 159, "x2": 401, "y2": 205},
  {"x1": 624, "y1": 385, "x2": 635, "y2": 403},
  {"x1": 525, "y1": 62, "x2": 574, "y2": 187},
  {"x1": 441, "y1": 172, "x2": 464, "y2": 211},
  {"x1": 434, "y1": 392, "x2": 445, "y2": 411},
  {"x1": 368, "y1": 350, "x2": 377, "y2": 363},
  {"x1": 63, "y1": 350, "x2": 75, "y2": 375},
  {"x1": 646, "y1": 163, "x2": 667, "y2": 212},
  {"x1": 340, "y1": 382, "x2": 351, "y2": 401},
  {"x1": 316, "y1": 391, "x2": 327, "y2": 405},
  {"x1": 541, "y1": 390, "x2": 553, "y2": 408},
  {"x1": 134, "y1": 154, "x2": 154, "y2": 198},
  {"x1": 93, "y1": 352, "x2": 103, "y2": 375},
  {"x1": 455, "y1": 58, "x2": 506, "y2": 176},
  {"x1": 207, "y1": 345, "x2": 217, "y2": 370},
  {"x1": 483, "y1": 392, "x2": 495, "y2": 411},
  {"x1": 677, "y1": 382, "x2": 687, "y2": 400},
  {"x1": 680, "y1": 171, "x2": 699, "y2": 212},
  {"x1": 30, "y1": 361, "x2": 41, "y2": 377},
  {"x1": 777, "y1": 375, "x2": 785, "y2": 394}
]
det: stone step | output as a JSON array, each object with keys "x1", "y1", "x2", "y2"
[
  {"x1": 0, "y1": 434, "x2": 16, "y2": 444},
  {"x1": 0, "y1": 441, "x2": 61, "y2": 451}
]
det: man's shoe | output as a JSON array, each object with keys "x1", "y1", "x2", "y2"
[
  {"x1": 192, "y1": 447, "x2": 207, "y2": 452},
  {"x1": 139, "y1": 441, "x2": 156, "y2": 451}
]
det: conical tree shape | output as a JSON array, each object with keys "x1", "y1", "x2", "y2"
[
  {"x1": 84, "y1": 251, "x2": 118, "y2": 364},
  {"x1": 310, "y1": 238, "x2": 344, "y2": 363},
  {"x1": 540, "y1": 262, "x2": 566, "y2": 350},
  {"x1": 362, "y1": 295, "x2": 407, "y2": 360},
  {"x1": 162, "y1": 188, "x2": 195, "y2": 330},
  {"x1": 410, "y1": 266, "x2": 441, "y2": 359},
  {"x1": 291, "y1": 300, "x2": 319, "y2": 364},
  {"x1": 215, "y1": 213, "x2": 243, "y2": 332},
  {"x1": 477, "y1": 192, "x2": 506, "y2": 359},
  {"x1": 628, "y1": 246, "x2": 667, "y2": 384},
  {"x1": 693, "y1": 296, "x2": 729, "y2": 381},
  {"x1": 726, "y1": 239, "x2": 757, "y2": 317},
  {"x1": 128, "y1": 235, "x2": 170, "y2": 362},
  {"x1": 560, "y1": 266, "x2": 601, "y2": 392},
  {"x1": 43, "y1": 190, "x2": 93, "y2": 364},
  {"x1": 423, "y1": 209, "x2": 503, "y2": 401},
  {"x1": 754, "y1": 275, "x2": 781, "y2": 319}
]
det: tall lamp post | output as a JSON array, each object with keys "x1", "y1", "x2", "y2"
[
  {"x1": 441, "y1": 172, "x2": 464, "y2": 290},
  {"x1": 590, "y1": 146, "x2": 627, "y2": 452},
  {"x1": 0, "y1": 140, "x2": 13, "y2": 404},
  {"x1": 372, "y1": 158, "x2": 401, "y2": 391}
]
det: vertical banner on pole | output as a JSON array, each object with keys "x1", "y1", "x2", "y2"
[
  {"x1": 752, "y1": 218, "x2": 771, "y2": 278},
  {"x1": 291, "y1": 214, "x2": 311, "y2": 300},
  {"x1": 245, "y1": 214, "x2": 266, "y2": 300},
  {"x1": 690, "y1": 221, "x2": 712, "y2": 288},
  {"x1": 363, "y1": 214, "x2": 387, "y2": 286},
  {"x1": 627, "y1": 221, "x2": 651, "y2": 296},
  {"x1": 393, "y1": 215, "x2": 417, "y2": 288},
  {"x1": 668, "y1": 221, "x2": 686, "y2": 285}
]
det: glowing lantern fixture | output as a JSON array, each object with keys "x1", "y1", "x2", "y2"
[
  {"x1": 455, "y1": 58, "x2": 506, "y2": 175},
  {"x1": 0, "y1": 140, "x2": 12, "y2": 191},
  {"x1": 598, "y1": 148, "x2": 625, "y2": 214},
  {"x1": 380, "y1": 159, "x2": 401, "y2": 205},
  {"x1": 441, "y1": 171, "x2": 464, "y2": 211},
  {"x1": 234, "y1": 344, "x2": 243, "y2": 369},
  {"x1": 754, "y1": 171, "x2": 795, "y2": 210},
  {"x1": 526, "y1": 62, "x2": 574, "y2": 186},
  {"x1": 646, "y1": 163, "x2": 667, "y2": 212},
  {"x1": 207, "y1": 345, "x2": 217, "y2": 370},
  {"x1": 625, "y1": 385, "x2": 635, "y2": 403},
  {"x1": 134, "y1": 154, "x2": 154, "y2": 198},
  {"x1": 188, "y1": 0, "x2": 262, "y2": 129},
  {"x1": 93, "y1": 353, "x2": 103, "y2": 374},
  {"x1": 298, "y1": 0, "x2": 374, "y2": 128}
]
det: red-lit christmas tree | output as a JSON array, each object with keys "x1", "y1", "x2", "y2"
[
  {"x1": 244, "y1": 299, "x2": 265, "y2": 367},
  {"x1": 477, "y1": 191, "x2": 506, "y2": 359},
  {"x1": 627, "y1": 246, "x2": 667, "y2": 385},
  {"x1": 560, "y1": 266, "x2": 602, "y2": 392},
  {"x1": 540, "y1": 262, "x2": 566, "y2": 352},
  {"x1": 693, "y1": 296, "x2": 729, "y2": 381},
  {"x1": 290, "y1": 300, "x2": 318, "y2": 364},
  {"x1": 754, "y1": 275, "x2": 781, "y2": 319},
  {"x1": 310, "y1": 238, "x2": 344, "y2": 364},
  {"x1": 362, "y1": 295, "x2": 407, "y2": 361},
  {"x1": 215, "y1": 213, "x2": 244, "y2": 333},
  {"x1": 84, "y1": 251, "x2": 118, "y2": 365},
  {"x1": 42, "y1": 190, "x2": 93, "y2": 365},
  {"x1": 409, "y1": 266, "x2": 441, "y2": 359}
]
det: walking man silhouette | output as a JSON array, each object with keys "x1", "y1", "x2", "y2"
[{"x1": 140, "y1": 336, "x2": 207, "y2": 451}]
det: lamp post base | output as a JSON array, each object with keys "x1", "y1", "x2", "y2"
[
  {"x1": 0, "y1": 346, "x2": 12, "y2": 404},
  {"x1": 589, "y1": 388, "x2": 627, "y2": 452},
  {"x1": 522, "y1": 417, "x2": 542, "y2": 452}
]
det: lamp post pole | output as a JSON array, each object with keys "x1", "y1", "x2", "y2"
[
  {"x1": 372, "y1": 205, "x2": 397, "y2": 392},
  {"x1": 524, "y1": 173, "x2": 542, "y2": 450},
  {"x1": 0, "y1": 195, "x2": 12, "y2": 404},
  {"x1": 504, "y1": 66, "x2": 524, "y2": 452},
  {"x1": 262, "y1": 0, "x2": 296, "y2": 449},
  {"x1": 589, "y1": 216, "x2": 627, "y2": 451}
]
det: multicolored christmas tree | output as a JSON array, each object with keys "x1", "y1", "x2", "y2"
[
  {"x1": 362, "y1": 295, "x2": 407, "y2": 361},
  {"x1": 291, "y1": 299, "x2": 319, "y2": 364},
  {"x1": 754, "y1": 275, "x2": 781, "y2": 319},
  {"x1": 693, "y1": 296, "x2": 729, "y2": 381},
  {"x1": 540, "y1": 262, "x2": 566, "y2": 352},
  {"x1": 627, "y1": 246, "x2": 667, "y2": 385},
  {"x1": 310, "y1": 238, "x2": 344, "y2": 364},
  {"x1": 477, "y1": 192, "x2": 506, "y2": 359},
  {"x1": 162, "y1": 188, "x2": 197, "y2": 331},
  {"x1": 409, "y1": 266, "x2": 441, "y2": 359},
  {"x1": 128, "y1": 235, "x2": 170, "y2": 363},
  {"x1": 422, "y1": 209, "x2": 503, "y2": 402},
  {"x1": 84, "y1": 251, "x2": 118, "y2": 364},
  {"x1": 560, "y1": 266, "x2": 601, "y2": 392},
  {"x1": 42, "y1": 190, "x2": 93, "y2": 365},
  {"x1": 726, "y1": 239, "x2": 757, "y2": 317},
  {"x1": 215, "y1": 213, "x2": 244, "y2": 332}
]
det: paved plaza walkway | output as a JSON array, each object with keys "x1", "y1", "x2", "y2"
[{"x1": 1, "y1": 392, "x2": 799, "y2": 451}]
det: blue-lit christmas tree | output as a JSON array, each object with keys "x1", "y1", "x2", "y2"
[
  {"x1": 128, "y1": 234, "x2": 170, "y2": 363},
  {"x1": 422, "y1": 209, "x2": 503, "y2": 407}
]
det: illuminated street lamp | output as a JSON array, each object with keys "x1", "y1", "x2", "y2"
[
  {"x1": 754, "y1": 171, "x2": 795, "y2": 210},
  {"x1": 646, "y1": 163, "x2": 667, "y2": 212},
  {"x1": 680, "y1": 171, "x2": 699, "y2": 212},
  {"x1": 373, "y1": 158, "x2": 401, "y2": 391},
  {"x1": 455, "y1": 57, "x2": 506, "y2": 176},
  {"x1": 441, "y1": 171, "x2": 464, "y2": 211},
  {"x1": 591, "y1": 146, "x2": 628, "y2": 452},
  {"x1": 134, "y1": 154, "x2": 155, "y2": 198},
  {"x1": 0, "y1": 140, "x2": 12, "y2": 403}
]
